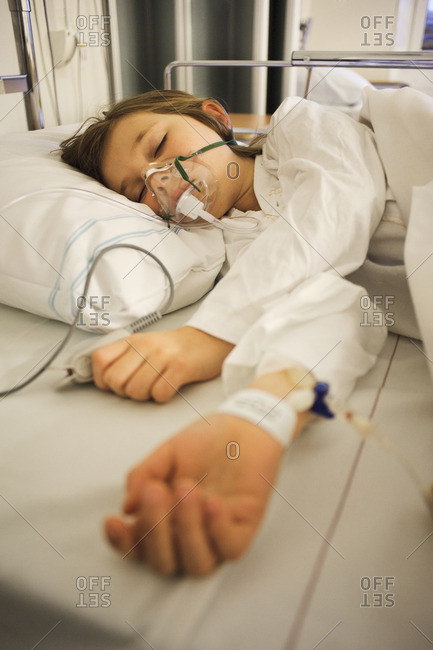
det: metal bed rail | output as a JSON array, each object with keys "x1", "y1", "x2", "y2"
[
  {"x1": 2, "y1": 0, "x2": 44, "y2": 130},
  {"x1": 2, "y1": 0, "x2": 117, "y2": 131},
  {"x1": 164, "y1": 51, "x2": 433, "y2": 89}
]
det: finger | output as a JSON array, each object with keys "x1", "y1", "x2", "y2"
[
  {"x1": 123, "y1": 357, "x2": 173, "y2": 402},
  {"x1": 149, "y1": 368, "x2": 183, "y2": 403},
  {"x1": 92, "y1": 340, "x2": 130, "y2": 390},
  {"x1": 133, "y1": 481, "x2": 178, "y2": 575},
  {"x1": 104, "y1": 515, "x2": 141, "y2": 560},
  {"x1": 123, "y1": 344, "x2": 185, "y2": 403},
  {"x1": 147, "y1": 352, "x2": 220, "y2": 403},
  {"x1": 173, "y1": 481, "x2": 218, "y2": 577},
  {"x1": 126, "y1": 345, "x2": 201, "y2": 403},
  {"x1": 99, "y1": 347, "x2": 148, "y2": 397},
  {"x1": 204, "y1": 496, "x2": 259, "y2": 561},
  {"x1": 123, "y1": 442, "x2": 175, "y2": 514}
]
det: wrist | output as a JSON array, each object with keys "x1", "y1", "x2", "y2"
[
  {"x1": 250, "y1": 368, "x2": 315, "y2": 398},
  {"x1": 217, "y1": 366, "x2": 317, "y2": 448},
  {"x1": 182, "y1": 325, "x2": 235, "y2": 353},
  {"x1": 250, "y1": 368, "x2": 315, "y2": 439}
]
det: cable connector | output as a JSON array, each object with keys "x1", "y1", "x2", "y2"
[{"x1": 311, "y1": 382, "x2": 335, "y2": 418}]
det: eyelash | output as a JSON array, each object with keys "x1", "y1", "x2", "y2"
[
  {"x1": 154, "y1": 134, "x2": 166, "y2": 158},
  {"x1": 136, "y1": 135, "x2": 167, "y2": 202}
]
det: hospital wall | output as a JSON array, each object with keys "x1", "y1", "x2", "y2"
[
  {"x1": 0, "y1": 0, "x2": 115, "y2": 136},
  {"x1": 303, "y1": 0, "x2": 433, "y2": 94},
  {"x1": 0, "y1": 0, "x2": 431, "y2": 135},
  {"x1": 114, "y1": 0, "x2": 433, "y2": 112}
]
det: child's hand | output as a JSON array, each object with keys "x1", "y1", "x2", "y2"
[
  {"x1": 103, "y1": 413, "x2": 285, "y2": 576},
  {"x1": 91, "y1": 326, "x2": 234, "y2": 402}
]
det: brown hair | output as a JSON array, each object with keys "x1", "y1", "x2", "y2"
[{"x1": 60, "y1": 89, "x2": 264, "y2": 184}]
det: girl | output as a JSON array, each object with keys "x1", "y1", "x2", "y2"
[{"x1": 60, "y1": 88, "x2": 391, "y2": 576}]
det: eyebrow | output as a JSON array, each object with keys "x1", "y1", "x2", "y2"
[{"x1": 119, "y1": 130, "x2": 147, "y2": 196}]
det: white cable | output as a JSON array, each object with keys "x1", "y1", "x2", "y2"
[
  {"x1": 0, "y1": 243, "x2": 174, "y2": 397},
  {"x1": 177, "y1": 192, "x2": 261, "y2": 234}
]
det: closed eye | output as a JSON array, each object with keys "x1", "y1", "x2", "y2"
[
  {"x1": 154, "y1": 135, "x2": 166, "y2": 158},
  {"x1": 134, "y1": 134, "x2": 166, "y2": 202}
]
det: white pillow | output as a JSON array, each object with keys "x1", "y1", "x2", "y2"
[{"x1": 0, "y1": 125, "x2": 225, "y2": 330}]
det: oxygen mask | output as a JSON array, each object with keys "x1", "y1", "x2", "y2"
[
  {"x1": 145, "y1": 155, "x2": 217, "y2": 225},
  {"x1": 144, "y1": 140, "x2": 261, "y2": 233}
]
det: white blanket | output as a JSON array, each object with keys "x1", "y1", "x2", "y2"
[
  {"x1": 350, "y1": 87, "x2": 433, "y2": 341},
  {"x1": 189, "y1": 88, "x2": 433, "y2": 397}
]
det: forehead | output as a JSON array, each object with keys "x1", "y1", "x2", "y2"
[
  {"x1": 108, "y1": 111, "x2": 160, "y2": 143},
  {"x1": 101, "y1": 112, "x2": 160, "y2": 174},
  {"x1": 104, "y1": 111, "x2": 198, "y2": 158}
]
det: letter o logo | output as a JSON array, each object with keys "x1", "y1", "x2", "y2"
[{"x1": 226, "y1": 441, "x2": 240, "y2": 460}]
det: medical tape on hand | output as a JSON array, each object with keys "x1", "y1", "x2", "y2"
[{"x1": 217, "y1": 389, "x2": 298, "y2": 447}]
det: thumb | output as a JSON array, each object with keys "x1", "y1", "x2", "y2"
[{"x1": 123, "y1": 441, "x2": 176, "y2": 513}]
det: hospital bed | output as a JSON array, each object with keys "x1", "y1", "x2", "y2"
[{"x1": 2, "y1": 3, "x2": 433, "y2": 647}]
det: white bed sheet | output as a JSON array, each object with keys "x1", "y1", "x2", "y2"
[{"x1": 0, "y1": 300, "x2": 432, "y2": 650}]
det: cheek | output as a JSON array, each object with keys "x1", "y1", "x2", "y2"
[
  {"x1": 211, "y1": 172, "x2": 237, "y2": 217},
  {"x1": 142, "y1": 192, "x2": 163, "y2": 216}
]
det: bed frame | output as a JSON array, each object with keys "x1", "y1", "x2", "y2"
[
  {"x1": 3, "y1": 0, "x2": 433, "y2": 130},
  {"x1": 2, "y1": 0, "x2": 116, "y2": 130},
  {"x1": 165, "y1": 52, "x2": 433, "y2": 137},
  {"x1": 164, "y1": 51, "x2": 433, "y2": 90},
  {"x1": 3, "y1": 0, "x2": 43, "y2": 129}
]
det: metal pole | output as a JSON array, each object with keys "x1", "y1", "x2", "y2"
[
  {"x1": 8, "y1": 0, "x2": 44, "y2": 129},
  {"x1": 164, "y1": 51, "x2": 433, "y2": 89},
  {"x1": 290, "y1": 50, "x2": 433, "y2": 68}
]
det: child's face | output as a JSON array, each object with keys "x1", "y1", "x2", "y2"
[{"x1": 101, "y1": 111, "x2": 248, "y2": 219}]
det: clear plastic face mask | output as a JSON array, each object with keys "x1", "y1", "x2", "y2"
[
  {"x1": 145, "y1": 157, "x2": 216, "y2": 224},
  {"x1": 144, "y1": 139, "x2": 261, "y2": 234},
  {"x1": 144, "y1": 140, "x2": 230, "y2": 225}
]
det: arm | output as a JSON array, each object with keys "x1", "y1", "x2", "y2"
[
  {"x1": 92, "y1": 326, "x2": 234, "y2": 401},
  {"x1": 104, "y1": 273, "x2": 387, "y2": 576},
  {"x1": 104, "y1": 367, "x2": 311, "y2": 577},
  {"x1": 222, "y1": 271, "x2": 387, "y2": 402},
  {"x1": 93, "y1": 101, "x2": 385, "y2": 400},
  {"x1": 188, "y1": 98, "x2": 387, "y2": 344}
]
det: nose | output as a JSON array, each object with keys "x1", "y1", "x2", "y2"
[
  {"x1": 152, "y1": 170, "x2": 171, "y2": 192},
  {"x1": 144, "y1": 165, "x2": 173, "y2": 193}
]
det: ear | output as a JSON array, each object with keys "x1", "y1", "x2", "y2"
[{"x1": 201, "y1": 99, "x2": 232, "y2": 128}]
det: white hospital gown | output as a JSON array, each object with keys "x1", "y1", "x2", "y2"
[{"x1": 188, "y1": 93, "x2": 389, "y2": 401}]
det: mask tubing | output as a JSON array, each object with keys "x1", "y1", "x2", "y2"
[{"x1": 176, "y1": 192, "x2": 261, "y2": 234}]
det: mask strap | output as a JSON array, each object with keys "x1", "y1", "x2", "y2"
[{"x1": 174, "y1": 139, "x2": 237, "y2": 193}]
